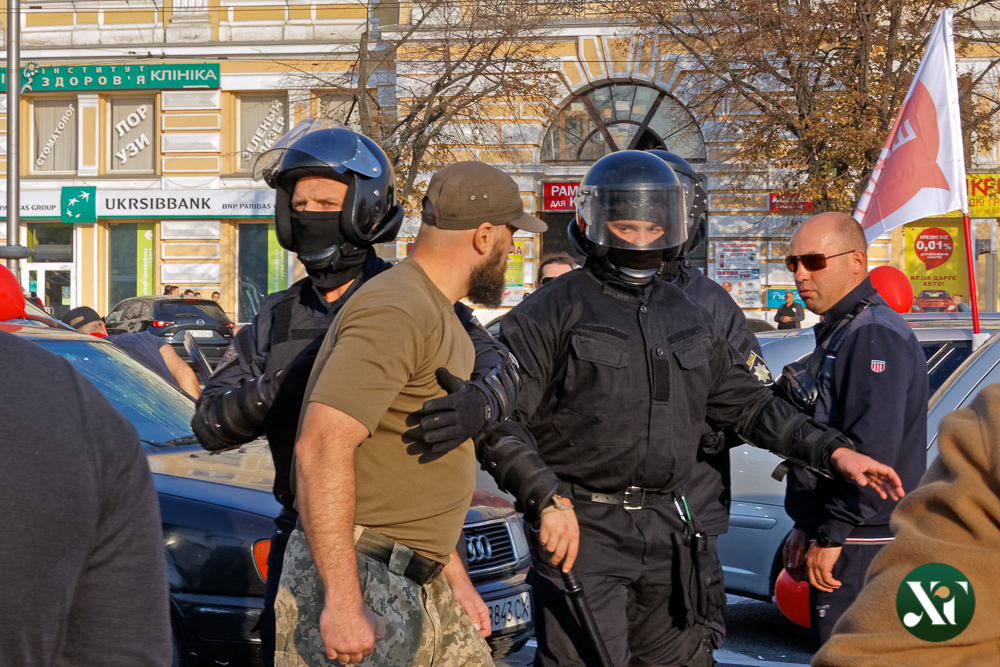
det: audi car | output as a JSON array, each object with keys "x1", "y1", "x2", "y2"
[
  {"x1": 104, "y1": 296, "x2": 234, "y2": 368},
  {"x1": 3, "y1": 320, "x2": 533, "y2": 665}
]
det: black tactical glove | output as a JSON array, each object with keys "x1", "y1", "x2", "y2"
[{"x1": 418, "y1": 367, "x2": 491, "y2": 455}]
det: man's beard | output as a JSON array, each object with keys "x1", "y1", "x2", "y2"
[{"x1": 467, "y1": 239, "x2": 509, "y2": 308}]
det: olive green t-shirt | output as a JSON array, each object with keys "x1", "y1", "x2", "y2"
[{"x1": 303, "y1": 259, "x2": 475, "y2": 562}]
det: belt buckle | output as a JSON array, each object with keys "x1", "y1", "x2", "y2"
[{"x1": 622, "y1": 486, "x2": 645, "y2": 510}]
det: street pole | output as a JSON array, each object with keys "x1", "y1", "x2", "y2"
[{"x1": 2, "y1": 0, "x2": 33, "y2": 279}]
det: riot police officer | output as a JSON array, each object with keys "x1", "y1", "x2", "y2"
[
  {"x1": 475, "y1": 151, "x2": 904, "y2": 667},
  {"x1": 191, "y1": 119, "x2": 520, "y2": 665},
  {"x1": 647, "y1": 150, "x2": 772, "y2": 659}
]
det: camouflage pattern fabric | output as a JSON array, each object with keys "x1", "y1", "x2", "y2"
[{"x1": 274, "y1": 529, "x2": 494, "y2": 667}]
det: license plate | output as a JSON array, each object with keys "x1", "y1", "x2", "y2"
[
  {"x1": 188, "y1": 329, "x2": 213, "y2": 338},
  {"x1": 486, "y1": 591, "x2": 531, "y2": 631}
]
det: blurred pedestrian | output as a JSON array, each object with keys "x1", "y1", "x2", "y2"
[
  {"x1": 163, "y1": 285, "x2": 179, "y2": 296},
  {"x1": 0, "y1": 269, "x2": 171, "y2": 666},
  {"x1": 950, "y1": 294, "x2": 971, "y2": 312},
  {"x1": 183, "y1": 289, "x2": 195, "y2": 297},
  {"x1": 781, "y1": 212, "x2": 927, "y2": 647},
  {"x1": 775, "y1": 290, "x2": 806, "y2": 329},
  {"x1": 537, "y1": 255, "x2": 576, "y2": 286},
  {"x1": 61, "y1": 306, "x2": 201, "y2": 399},
  {"x1": 212, "y1": 291, "x2": 221, "y2": 302}
]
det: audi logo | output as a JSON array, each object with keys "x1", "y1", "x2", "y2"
[{"x1": 466, "y1": 535, "x2": 493, "y2": 563}]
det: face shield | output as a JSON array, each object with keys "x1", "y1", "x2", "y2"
[
  {"x1": 252, "y1": 118, "x2": 383, "y2": 188},
  {"x1": 576, "y1": 183, "x2": 688, "y2": 251}
]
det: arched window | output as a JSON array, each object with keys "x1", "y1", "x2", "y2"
[{"x1": 541, "y1": 83, "x2": 706, "y2": 163}]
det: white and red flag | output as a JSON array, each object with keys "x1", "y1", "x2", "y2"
[{"x1": 854, "y1": 9, "x2": 967, "y2": 243}]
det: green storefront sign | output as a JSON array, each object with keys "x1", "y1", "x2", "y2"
[
  {"x1": 267, "y1": 225, "x2": 289, "y2": 294},
  {"x1": 1, "y1": 63, "x2": 220, "y2": 92},
  {"x1": 137, "y1": 223, "x2": 154, "y2": 296}
]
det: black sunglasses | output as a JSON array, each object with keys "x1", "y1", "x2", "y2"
[
  {"x1": 540, "y1": 276, "x2": 555, "y2": 285},
  {"x1": 785, "y1": 249, "x2": 856, "y2": 272}
]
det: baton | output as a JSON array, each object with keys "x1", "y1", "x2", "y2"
[
  {"x1": 562, "y1": 570, "x2": 614, "y2": 667},
  {"x1": 183, "y1": 330, "x2": 214, "y2": 385}
]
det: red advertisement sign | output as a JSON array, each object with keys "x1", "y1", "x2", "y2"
[
  {"x1": 769, "y1": 193, "x2": 814, "y2": 212},
  {"x1": 542, "y1": 182, "x2": 580, "y2": 211},
  {"x1": 913, "y1": 227, "x2": 954, "y2": 270}
]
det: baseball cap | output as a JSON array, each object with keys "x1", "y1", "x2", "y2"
[
  {"x1": 422, "y1": 162, "x2": 547, "y2": 233},
  {"x1": 61, "y1": 306, "x2": 103, "y2": 330}
]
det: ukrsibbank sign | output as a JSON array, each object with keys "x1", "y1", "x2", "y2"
[{"x1": 0, "y1": 189, "x2": 276, "y2": 220}]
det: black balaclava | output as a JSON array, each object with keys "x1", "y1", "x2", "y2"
[{"x1": 290, "y1": 209, "x2": 369, "y2": 289}]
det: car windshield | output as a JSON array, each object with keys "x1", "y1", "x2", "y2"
[
  {"x1": 918, "y1": 291, "x2": 949, "y2": 299},
  {"x1": 159, "y1": 301, "x2": 229, "y2": 322},
  {"x1": 33, "y1": 338, "x2": 196, "y2": 444}
]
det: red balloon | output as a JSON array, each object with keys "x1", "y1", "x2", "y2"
[
  {"x1": 0, "y1": 264, "x2": 25, "y2": 321},
  {"x1": 869, "y1": 265, "x2": 913, "y2": 314},
  {"x1": 775, "y1": 568, "x2": 811, "y2": 628}
]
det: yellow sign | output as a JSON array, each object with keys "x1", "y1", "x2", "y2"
[
  {"x1": 903, "y1": 222, "x2": 968, "y2": 308},
  {"x1": 932, "y1": 174, "x2": 1000, "y2": 218},
  {"x1": 503, "y1": 239, "x2": 525, "y2": 306}
]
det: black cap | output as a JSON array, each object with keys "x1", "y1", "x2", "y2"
[{"x1": 61, "y1": 306, "x2": 102, "y2": 330}]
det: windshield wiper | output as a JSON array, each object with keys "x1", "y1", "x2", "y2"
[{"x1": 141, "y1": 435, "x2": 201, "y2": 448}]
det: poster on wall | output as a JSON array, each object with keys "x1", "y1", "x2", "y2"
[
  {"x1": 903, "y1": 223, "x2": 967, "y2": 310},
  {"x1": 712, "y1": 242, "x2": 762, "y2": 308},
  {"x1": 136, "y1": 223, "x2": 154, "y2": 296},
  {"x1": 267, "y1": 225, "x2": 289, "y2": 294},
  {"x1": 502, "y1": 239, "x2": 526, "y2": 307}
]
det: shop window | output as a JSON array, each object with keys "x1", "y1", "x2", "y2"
[
  {"x1": 27, "y1": 223, "x2": 73, "y2": 262},
  {"x1": 109, "y1": 223, "x2": 156, "y2": 306},
  {"x1": 238, "y1": 223, "x2": 289, "y2": 322},
  {"x1": 32, "y1": 98, "x2": 78, "y2": 173},
  {"x1": 540, "y1": 84, "x2": 706, "y2": 163},
  {"x1": 109, "y1": 97, "x2": 155, "y2": 173},
  {"x1": 316, "y1": 92, "x2": 361, "y2": 131},
  {"x1": 238, "y1": 93, "x2": 288, "y2": 172}
]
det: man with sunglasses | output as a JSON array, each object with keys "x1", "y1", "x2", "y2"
[
  {"x1": 775, "y1": 290, "x2": 806, "y2": 329},
  {"x1": 780, "y1": 212, "x2": 928, "y2": 647}
]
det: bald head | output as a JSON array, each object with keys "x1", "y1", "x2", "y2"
[{"x1": 789, "y1": 212, "x2": 869, "y2": 315}]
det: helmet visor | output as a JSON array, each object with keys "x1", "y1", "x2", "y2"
[
  {"x1": 577, "y1": 184, "x2": 688, "y2": 250},
  {"x1": 252, "y1": 118, "x2": 382, "y2": 186}
]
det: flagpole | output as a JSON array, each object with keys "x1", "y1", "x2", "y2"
[{"x1": 962, "y1": 214, "x2": 980, "y2": 334}]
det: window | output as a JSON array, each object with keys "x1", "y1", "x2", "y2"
[
  {"x1": 109, "y1": 97, "x2": 155, "y2": 172},
  {"x1": 27, "y1": 223, "x2": 73, "y2": 262},
  {"x1": 238, "y1": 223, "x2": 288, "y2": 322},
  {"x1": 316, "y1": 92, "x2": 361, "y2": 131},
  {"x1": 109, "y1": 223, "x2": 155, "y2": 306},
  {"x1": 540, "y1": 84, "x2": 706, "y2": 163},
  {"x1": 32, "y1": 98, "x2": 78, "y2": 173},
  {"x1": 238, "y1": 93, "x2": 288, "y2": 172}
]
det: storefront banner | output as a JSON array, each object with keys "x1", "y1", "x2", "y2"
[
  {"x1": 713, "y1": 241, "x2": 761, "y2": 272},
  {"x1": 0, "y1": 64, "x2": 220, "y2": 92},
  {"x1": 715, "y1": 269, "x2": 762, "y2": 308},
  {"x1": 904, "y1": 223, "x2": 968, "y2": 301},
  {"x1": 137, "y1": 223, "x2": 154, "y2": 296},
  {"x1": 502, "y1": 239, "x2": 526, "y2": 306},
  {"x1": 1, "y1": 189, "x2": 277, "y2": 220},
  {"x1": 0, "y1": 191, "x2": 60, "y2": 219},
  {"x1": 766, "y1": 289, "x2": 805, "y2": 308},
  {"x1": 542, "y1": 182, "x2": 580, "y2": 211},
  {"x1": 267, "y1": 225, "x2": 289, "y2": 294}
]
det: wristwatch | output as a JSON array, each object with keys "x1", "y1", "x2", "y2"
[{"x1": 813, "y1": 531, "x2": 843, "y2": 548}]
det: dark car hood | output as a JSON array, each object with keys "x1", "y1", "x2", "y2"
[{"x1": 147, "y1": 442, "x2": 281, "y2": 519}]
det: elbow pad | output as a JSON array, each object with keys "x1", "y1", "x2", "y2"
[
  {"x1": 476, "y1": 422, "x2": 559, "y2": 524},
  {"x1": 470, "y1": 352, "x2": 522, "y2": 425},
  {"x1": 765, "y1": 413, "x2": 855, "y2": 478},
  {"x1": 192, "y1": 372, "x2": 281, "y2": 452}
]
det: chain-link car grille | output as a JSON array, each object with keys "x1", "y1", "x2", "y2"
[{"x1": 464, "y1": 519, "x2": 517, "y2": 575}]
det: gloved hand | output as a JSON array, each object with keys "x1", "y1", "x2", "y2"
[{"x1": 418, "y1": 367, "x2": 490, "y2": 455}]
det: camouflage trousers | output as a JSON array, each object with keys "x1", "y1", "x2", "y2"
[{"x1": 274, "y1": 528, "x2": 495, "y2": 667}]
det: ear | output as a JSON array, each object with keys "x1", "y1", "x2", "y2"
[
  {"x1": 471, "y1": 222, "x2": 495, "y2": 256},
  {"x1": 852, "y1": 249, "x2": 867, "y2": 275}
]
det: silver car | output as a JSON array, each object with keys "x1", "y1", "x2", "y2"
[{"x1": 719, "y1": 313, "x2": 1000, "y2": 600}]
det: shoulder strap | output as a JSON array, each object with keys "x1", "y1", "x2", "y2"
[
  {"x1": 269, "y1": 297, "x2": 296, "y2": 348},
  {"x1": 805, "y1": 298, "x2": 875, "y2": 377}
]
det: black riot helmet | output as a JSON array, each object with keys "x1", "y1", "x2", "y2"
[
  {"x1": 645, "y1": 150, "x2": 708, "y2": 255},
  {"x1": 252, "y1": 119, "x2": 404, "y2": 288},
  {"x1": 570, "y1": 151, "x2": 687, "y2": 284}
]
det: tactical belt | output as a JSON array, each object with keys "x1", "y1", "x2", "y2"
[
  {"x1": 563, "y1": 483, "x2": 672, "y2": 511},
  {"x1": 353, "y1": 526, "x2": 444, "y2": 586}
]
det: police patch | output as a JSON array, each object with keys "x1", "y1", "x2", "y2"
[
  {"x1": 871, "y1": 360, "x2": 886, "y2": 373},
  {"x1": 747, "y1": 352, "x2": 774, "y2": 385}
]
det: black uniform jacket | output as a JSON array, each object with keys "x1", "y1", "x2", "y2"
[
  {"x1": 499, "y1": 264, "x2": 801, "y2": 495},
  {"x1": 785, "y1": 278, "x2": 928, "y2": 542}
]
